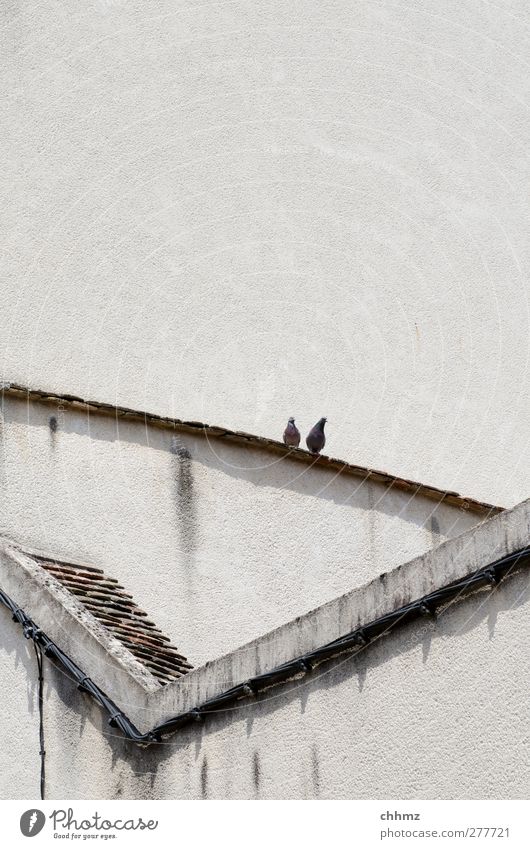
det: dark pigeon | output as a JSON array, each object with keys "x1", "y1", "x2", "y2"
[
  {"x1": 283, "y1": 417, "x2": 300, "y2": 448},
  {"x1": 306, "y1": 417, "x2": 327, "y2": 454}
]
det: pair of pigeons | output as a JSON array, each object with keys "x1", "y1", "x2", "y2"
[{"x1": 283, "y1": 417, "x2": 327, "y2": 454}]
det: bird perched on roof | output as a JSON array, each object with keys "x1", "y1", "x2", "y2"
[
  {"x1": 306, "y1": 417, "x2": 327, "y2": 454},
  {"x1": 283, "y1": 417, "x2": 300, "y2": 448}
]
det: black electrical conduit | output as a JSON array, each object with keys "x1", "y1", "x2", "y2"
[
  {"x1": 33, "y1": 642, "x2": 46, "y2": 800},
  {"x1": 1, "y1": 546, "x2": 529, "y2": 746}
]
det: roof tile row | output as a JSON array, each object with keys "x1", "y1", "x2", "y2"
[{"x1": 36, "y1": 556, "x2": 192, "y2": 685}]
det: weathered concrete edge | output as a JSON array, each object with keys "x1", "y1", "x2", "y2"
[
  {"x1": 1, "y1": 498, "x2": 527, "y2": 734},
  {"x1": 0, "y1": 381, "x2": 502, "y2": 515},
  {"x1": 0, "y1": 539, "x2": 161, "y2": 725},
  {"x1": 149, "y1": 496, "x2": 530, "y2": 726}
]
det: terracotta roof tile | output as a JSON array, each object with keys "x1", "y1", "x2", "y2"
[{"x1": 35, "y1": 555, "x2": 192, "y2": 684}]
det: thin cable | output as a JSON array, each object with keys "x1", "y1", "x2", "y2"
[{"x1": 33, "y1": 642, "x2": 46, "y2": 800}]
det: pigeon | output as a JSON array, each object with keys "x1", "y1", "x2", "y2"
[
  {"x1": 283, "y1": 417, "x2": 301, "y2": 448},
  {"x1": 306, "y1": 417, "x2": 327, "y2": 454}
]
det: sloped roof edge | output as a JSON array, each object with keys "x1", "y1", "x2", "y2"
[
  {"x1": 0, "y1": 539, "x2": 165, "y2": 713},
  {"x1": 1, "y1": 498, "x2": 528, "y2": 740},
  {"x1": 0, "y1": 381, "x2": 503, "y2": 515},
  {"x1": 150, "y1": 494, "x2": 530, "y2": 724}
]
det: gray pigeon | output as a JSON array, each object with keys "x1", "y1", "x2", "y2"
[
  {"x1": 306, "y1": 417, "x2": 327, "y2": 454},
  {"x1": 283, "y1": 417, "x2": 300, "y2": 448}
]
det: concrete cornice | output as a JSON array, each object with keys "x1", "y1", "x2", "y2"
[
  {"x1": 0, "y1": 380, "x2": 502, "y2": 515},
  {"x1": 1, "y1": 498, "x2": 528, "y2": 736},
  {"x1": 148, "y1": 495, "x2": 529, "y2": 726},
  {"x1": 0, "y1": 539, "x2": 160, "y2": 729}
]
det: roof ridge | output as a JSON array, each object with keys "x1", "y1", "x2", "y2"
[{"x1": 0, "y1": 380, "x2": 503, "y2": 515}]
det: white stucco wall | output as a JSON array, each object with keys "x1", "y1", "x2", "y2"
[
  {"x1": 2, "y1": 1, "x2": 529, "y2": 508},
  {"x1": 0, "y1": 393, "x2": 481, "y2": 666},
  {"x1": 1, "y1": 0, "x2": 528, "y2": 804}
]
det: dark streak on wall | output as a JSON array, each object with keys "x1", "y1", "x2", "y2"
[
  {"x1": 253, "y1": 751, "x2": 261, "y2": 795},
  {"x1": 430, "y1": 514, "x2": 441, "y2": 545},
  {"x1": 311, "y1": 745, "x2": 320, "y2": 796},
  {"x1": 48, "y1": 415, "x2": 58, "y2": 449},
  {"x1": 201, "y1": 756, "x2": 208, "y2": 798},
  {"x1": 171, "y1": 440, "x2": 198, "y2": 568}
]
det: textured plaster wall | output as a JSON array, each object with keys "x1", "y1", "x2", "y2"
[
  {"x1": 1, "y1": 1, "x2": 530, "y2": 508},
  {"x1": 2, "y1": 565, "x2": 528, "y2": 800},
  {"x1": 0, "y1": 393, "x2": 480, "y2": 666},
  {"x1": 1, "y1": 0, "x2": 528, "y2": 802}
]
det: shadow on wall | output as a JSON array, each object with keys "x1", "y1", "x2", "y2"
[
  {"x1": 0, "y1": 604, "x2": 43, "y2": 718},
  {"x1": 0, "y1": 396, "x2": 483, "y2": 539},
  {"x1": 23, "y1": 566, "x2": 528, "y2": 799},
  {"x1": 47, "y1": 662, "x2": 175, "y2": 799}
]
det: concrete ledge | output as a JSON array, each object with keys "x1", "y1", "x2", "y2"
[
  {"x1": 0, "y1": 539, "x2": 160, "y2": 728},
  {"x1": 148, "y1": 496, "x2": 529, "y2": 726},
  {"x1": 0, "y1": 498, "x2": 528, "y2": 734}
]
